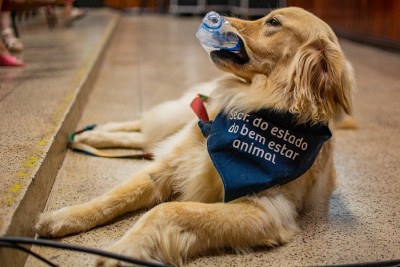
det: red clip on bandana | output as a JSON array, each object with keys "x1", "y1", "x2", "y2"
[{"x1": 190, "y1": 94, "x2": 210, "y2": 122}]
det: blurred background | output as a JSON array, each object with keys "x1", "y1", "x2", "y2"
[
  {"x1": 99, "y1": 0, "x2": 399, "y2": 50},
  {"x1": 7, "y1": 0, "x2": 400, "y2": 51}
]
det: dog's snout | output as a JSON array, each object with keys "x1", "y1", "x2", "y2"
[{"x1": 224, "y1": 17, "x2": 247, "y2": 31}]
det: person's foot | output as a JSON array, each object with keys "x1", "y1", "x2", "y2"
[
  {"x1": 64, "y1": 8, "x2": 87, "y2": 27},
  {"x1": 0, "y1": 54, "x2": 25, "y2": 67},
  {"x1": 1, "y1": 28, "x2": 24, "y2": 52}
]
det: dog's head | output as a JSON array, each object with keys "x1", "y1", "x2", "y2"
[{"x1": 211, "y1": 7, "x2": 354, "y2": 124}]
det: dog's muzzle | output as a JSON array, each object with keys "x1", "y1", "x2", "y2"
[{"x1": 210, "y1": 35, "x2": 249, "y2": 65}]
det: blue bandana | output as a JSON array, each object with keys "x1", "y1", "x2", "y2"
[{"x1": 198, "y1": 109, "x2": 332, "y2": 202}]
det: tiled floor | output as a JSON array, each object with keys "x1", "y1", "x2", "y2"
[{"x1": 3, "y1": 8, "x2": 400, "y2": 267}]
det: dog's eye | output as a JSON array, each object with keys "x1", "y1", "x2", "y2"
[{"x1": 266, "y1": 18, "x2": 281, "y2": 27}]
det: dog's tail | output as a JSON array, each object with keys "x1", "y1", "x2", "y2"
[{"x1": 334, "y1": 114, "x2": 358, "y2": 129}]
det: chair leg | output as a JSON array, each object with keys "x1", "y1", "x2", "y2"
[
  {"x1": 11, "y1": 10, "x2": 19, "y2": 38},
  {"x1": 45, "y1": 6, "x2": 58, "y2": 29}
]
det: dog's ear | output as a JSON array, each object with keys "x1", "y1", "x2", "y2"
[{"x1": 287, "y1": 38, "x2": 354, "y2": 124}]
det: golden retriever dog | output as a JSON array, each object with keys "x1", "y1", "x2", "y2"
[{"x1": 36, "y1": 7, "x2": 354, "y2": 266}]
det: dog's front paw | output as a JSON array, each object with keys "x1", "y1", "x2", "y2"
[{"x1": 36, "y1": 207, "x2": 91, "y2": 237}]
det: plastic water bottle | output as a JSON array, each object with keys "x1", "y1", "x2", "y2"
[{"x1": 196, "y1": 11, "x2": 241, "y2": 53}]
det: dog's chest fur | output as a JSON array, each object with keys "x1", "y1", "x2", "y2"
[{"x1": 152, "y1": 120, "x2": 224, "y2": 203}]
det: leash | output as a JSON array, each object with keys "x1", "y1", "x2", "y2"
[{"x1": 68, "y1": 124, "x2": 153, "y2": 160}]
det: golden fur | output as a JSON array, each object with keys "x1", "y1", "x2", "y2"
[{"x1": 36, "y1": 7, "x2": 354, "y2": 266}]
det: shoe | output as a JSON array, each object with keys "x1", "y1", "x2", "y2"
[
  {"x1": 64, "y1": 8, "x2": 87, "y2": 27},
  {"x1": 1, "y1": 28, "x2": 24, "y2": 53},
  {"x1": 0, "y1": 54, "x2": 25, "y2": 67}
]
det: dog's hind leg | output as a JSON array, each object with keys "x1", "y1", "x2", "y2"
[
  {"x1": 95, "y1": 120, "x2": 142, "y2": 132},
  {"x1": 36, "y1": 162, "x2": 172, "y2": 238},
  {"x1": 73, "y1": 119, "x2": 148, "y2": 149},
  {"x1": 74, "y1": 130, "x2": 148, "y2": 149}
]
